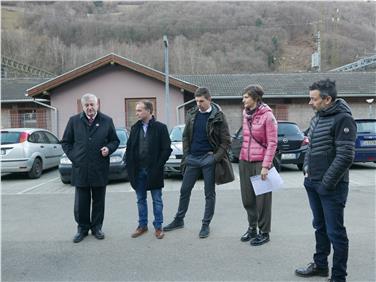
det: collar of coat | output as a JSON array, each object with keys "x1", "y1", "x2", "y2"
[
  {"x1": 131, "y1": 116, "x2": 156, "y2": 130},
  {"x1": 80, "y1": 111, "x2": 101, "y2": 122},
  {"x1": 188, "y1": 102, "x2": 224, "y2": 122}
]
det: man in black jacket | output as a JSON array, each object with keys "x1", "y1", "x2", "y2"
[
  {"x1": 61, "y1": 93, "x2": 119, "y2": 243},
  {"x1": 126, "y1": 100, "x2": 172, "y2": 239},
  {"x1": 295, "y1": 79, "x2": 356, "y2": 282}
]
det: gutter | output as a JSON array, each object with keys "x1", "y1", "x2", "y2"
[
  {"x1": 1, "y1": 99, "x2": 50, "y2": 103},
  {"x1": 32, "y1": 99, "x2": 59, "y2": 137},
  {"x1": 176, "y1": 99, "x2": 195, "y2": 125}
]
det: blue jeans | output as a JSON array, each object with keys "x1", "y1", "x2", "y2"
[
  {"x1": 176, "y1": 153, "x2": 216, "y2": 225},
  {"x1": 304, "y1": 178, "x2": 349, "y2": 282},
  {"x1": 135, "y1": 168, "x2": 163, "y2": 229}
]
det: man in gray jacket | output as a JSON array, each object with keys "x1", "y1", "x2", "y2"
[{"x1": 295, "y1": 79, "x2": 356, "y2": 282}]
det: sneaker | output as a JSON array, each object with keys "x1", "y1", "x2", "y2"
[
  {"x1": 250, "y1": 232, "x2": 270, "y2": 246},
  {"x1": 131, "y1": 226, "x2": 148, "y2": 238},
  {"x1": 240, "y1": 227, "x2": 257, "y2": 242},
  {"x1": 163, "y1": 219, "x2": 184, "y2": 231},
  {"x1": 295, "y1": 262, "x2": 329, "y2": 277},
  {"x1": 199, "y1": 224, "x2": 210, "y2": 238}
]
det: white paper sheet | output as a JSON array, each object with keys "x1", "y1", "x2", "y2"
[{"x1": 250, "y1": 167, "x2": 284, "y2": 196}]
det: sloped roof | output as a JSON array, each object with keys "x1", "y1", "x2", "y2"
[
  {"x1": 174, "y1": 72, "x2": 376, "y2": 98},
  {"x1": 1, "y1": 78, "x2": 49, "y2": 102},
  {"x1": 26, "y1": 53, "x2": 198, "y2": 97}
]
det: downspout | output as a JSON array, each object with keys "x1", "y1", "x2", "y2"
[
  {"x1": 176, "y1": 98, "x2": 195, "y2": 125},
  {"x1": 32, "y1": 99, "x2": 59, "y2": 137}
]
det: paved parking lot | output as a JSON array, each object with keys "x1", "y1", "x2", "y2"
[{"x1": 1, "y1": 163, "x2": 375, "y2": 281}]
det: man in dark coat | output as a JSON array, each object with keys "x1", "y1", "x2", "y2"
[
  {"x1": 126, "y1": 100, "x2": 172, "y2": 239},
  {"x1": 61, "y1": 93, "x2": 119, "y2": 243},
  {"x1": 295, "y1": 79, "x2": 356, "y2": 282},
  {"x1": 163, "y1": 87, "x2": 232, "y2": 238}
]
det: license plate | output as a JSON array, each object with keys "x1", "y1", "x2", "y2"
[
  {"x1": 362, "y1": 140, "x2": 376, "y2": 146},
  {"x1": 281, "y1": 153, "x2": 297, "y2": 160}
]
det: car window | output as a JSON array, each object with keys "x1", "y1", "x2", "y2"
[
  {"x1": 170, "y1": 126, "x2": 184, "y2": 142},
  {"x1": 356, "y1": 121, "x2": 376, "y2": 134},
  {"x1": 29, "y1": 131, "x2": 48, "y2": 144},
  {"x1": 278, "y1": 123, "x2": 303, "y2": 136},
  {"x1": 1, "y1": 131, "x2": 21, "y2": 144},
  {"x1": 116, "y1": 129, "x2": 128, "y2": 146},
  {"x1": 43, "y1": 132, "x2": 60, "y2": 144}
]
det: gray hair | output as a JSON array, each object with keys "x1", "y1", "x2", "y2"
[{"x1": 81, "y1": 93, "x2": 98, "y2": 105}]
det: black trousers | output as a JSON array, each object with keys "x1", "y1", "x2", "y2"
[{"x1": 74, "y1": 186, "x2": 106, "y2": 232}]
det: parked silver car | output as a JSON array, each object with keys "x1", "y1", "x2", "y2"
[
  {"x1": 1, "y1": 128, "x2": 64, "y2": 178},
  {"x1": 164, "y1": 124, "x2": 185, "y2": 176}
]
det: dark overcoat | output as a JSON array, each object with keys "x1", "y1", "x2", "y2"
[
  {"x1": 61, "y1": 112, "x2": 120, "y2": 187},
  {"x1": 126, "y1": 117, "x2": 172, "y2": 190}
]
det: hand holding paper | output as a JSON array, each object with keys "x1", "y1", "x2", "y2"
[{"x1": 250, "y1": 167, "x2": 284, "y2": 196}]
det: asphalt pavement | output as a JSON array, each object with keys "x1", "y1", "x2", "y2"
[{"x1": 1, "y1": 163, "x2": 375, "y2": 281}]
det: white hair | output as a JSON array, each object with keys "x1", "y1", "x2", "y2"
[{"x1": 81, "y1": 93, "x2": 98, "y2": 105}]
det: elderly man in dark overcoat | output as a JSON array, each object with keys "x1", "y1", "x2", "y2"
[
  {"x1": 126, "y1": 100, "x2": 172, "y2": 239},
  {"x1": 61, "y1": 93, "x2": 119, "y2": 243}
]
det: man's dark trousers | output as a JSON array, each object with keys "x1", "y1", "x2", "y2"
[
  {"x1": 304, "y1": 178, "x2": 349, "y2": 282},
  {"x1": 175, "y1": 153, "x2": 216, "y2": 225},
  {"x1": 74, "y1": 186, "x2": 106, "y2": 232}
]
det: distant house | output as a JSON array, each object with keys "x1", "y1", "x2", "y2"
[
  {"x1": 24, "y1": 53, "x2": 197, "y2": 138},
  {"x1": 1, "y1": 78, "x2": 54, "y2": 130},
  {"x1": 1, "y1": 53, "x2": 375, "y2": 137}
]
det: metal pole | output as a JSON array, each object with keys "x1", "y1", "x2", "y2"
[
  {"x1": 317, "y1": 31, "x2": 321, "y2": 72},
  {"x1": 163, "y1": 35, "x2": 170, "y2": 129}
]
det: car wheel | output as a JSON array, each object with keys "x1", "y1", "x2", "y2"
[
  {"x1": 297, "y1": 164, "x2": 303, "y2": 171},
  {"x1": 28, "y1": 158, "x2": 43, "y2": 179}
]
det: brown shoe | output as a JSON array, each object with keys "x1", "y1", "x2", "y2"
[
  {"x1": 155, "y1": 229, "x2": 164, "y2": 239},
  {"x1": 131, "y1": 226, "x2": 148, "y2": 238}
]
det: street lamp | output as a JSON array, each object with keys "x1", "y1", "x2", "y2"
[
  {"x1": 366, "y1": 98, "x2": 374, "y2": 118},
  {"x1": 163, "y1": 35, "x2": 170, "y2": 129}
]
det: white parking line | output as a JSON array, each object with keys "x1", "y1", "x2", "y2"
[{"x1": 17, "y1": 177, "x2": 60, "y2": 194}]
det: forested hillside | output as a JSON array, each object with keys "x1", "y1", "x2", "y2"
[{"x1": 1, "y1": 1, "x2": 375, "y2": 75}]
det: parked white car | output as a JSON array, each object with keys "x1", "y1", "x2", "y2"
[{"x1": 1, "y1": 128, "x2": 64, "y2": 178}]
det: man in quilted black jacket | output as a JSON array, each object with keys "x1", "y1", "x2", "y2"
[{"x1": 295, "y1": 79, "x2": 356, "y2": 282}]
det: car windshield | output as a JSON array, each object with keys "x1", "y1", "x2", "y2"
[
  {"x1": 170, "y1": 126, "x2": 184, "y2": 142},
  {"x1": 116, "y1": 129, "x2": 128, "y2": 146},
  {"x1": 356, "y1": 120, "x2": 376, "y2": 134},
  {"x1": 278, "y1": 123, "x2": 302, "y2": 136},
  {"x1": 1, "y1": 131, "x2": 21, "y2": 144}
]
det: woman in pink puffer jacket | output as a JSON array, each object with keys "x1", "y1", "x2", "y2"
[{"x1": 239, "y1": 84, "x2": 278, "y2": 246}]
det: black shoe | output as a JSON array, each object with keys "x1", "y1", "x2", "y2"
[
  {"x1": 73, "y1": 231, "x2": 88, "y2": 243},
  {"x1": 295, "y1": 262, "x2": 329, "y2": 278},
  {"x1": 240, "y1": 227, "x2": 257, "y2": 242},
  {"x1": 250, "y1": 232, "x2": 270, "y2": 246},
  {"x1": 92, "y1": 229, "x2": 105, "y2": 240},
  {"x1": 163, "y1": 219, "x2": 184, "y2": 231},
  {"x1": 199, "y1": 224, "x2": 210, "y2": 238}
]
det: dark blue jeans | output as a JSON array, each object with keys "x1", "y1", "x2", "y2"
[
  {"x1": 135, "y1": 168, "x2": 163, "y2": 229},
  {"x1": 304, "y1": 178, "x2": 349, "y2": 282},
  {"x1": 175, "y1": 153, "x2": 216, "y2": 225}
]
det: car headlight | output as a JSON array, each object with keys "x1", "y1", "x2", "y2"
[
  {"x1": 60, "y1": 157, "x2": 72, "y2": 165},
  {"x1": 110, "y1": 155, "x2": 123, "y2": 163}
]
